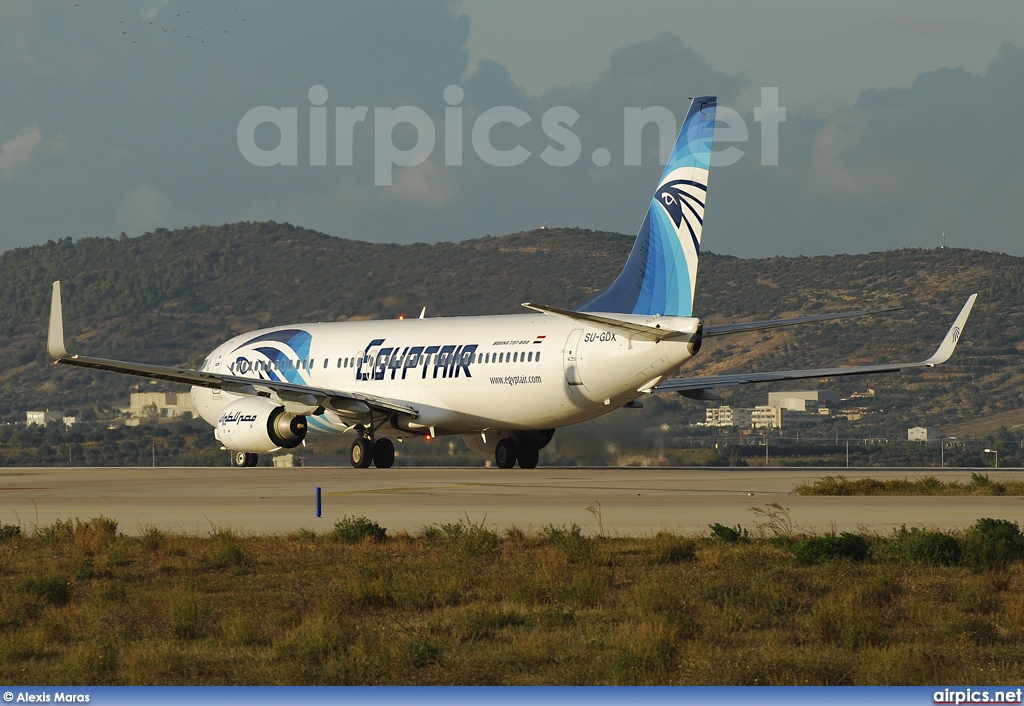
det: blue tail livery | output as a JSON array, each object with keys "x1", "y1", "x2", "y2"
[{"x1": 578, "y1": 96, "x2": 716, "y2": 317}]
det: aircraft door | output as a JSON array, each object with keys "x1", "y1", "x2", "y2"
[
  {"x1": 212, "y1": 353, "x2": 223, "y2": 397},
  {"x1": 563, "y1": 328, "x2": 584, "y2": 385}
]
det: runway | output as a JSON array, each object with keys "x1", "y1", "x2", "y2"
[{"x1": 0, "y1": 466, "x2": 1021, "y2": 536}]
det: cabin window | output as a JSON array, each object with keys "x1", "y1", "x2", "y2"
[
  {"x1": 536, "y1": 352, "x2": 541, "y2": 362},
  {"x1": 528, "y1": 351, "x2": 533, "y2": 362}
]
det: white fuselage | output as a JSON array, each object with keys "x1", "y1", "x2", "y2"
[{"x1": 191, "y1": 312, "x2": 701, "y2": 438}]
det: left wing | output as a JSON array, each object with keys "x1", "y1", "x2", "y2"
[
  {"x1": 47, "y1": 281, "x2": 417, "y2": 420},
  {"x1": 657, "y1": 294, "x2": 976, "y2": 396}
]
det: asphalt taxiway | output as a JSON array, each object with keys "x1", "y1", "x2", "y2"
[{"x1": 0, "y1": 466, "x2": 1021, "y2": 536}]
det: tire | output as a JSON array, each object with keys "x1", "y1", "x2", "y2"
[
  {"x1": 245, "y1": 452, "x2": 259, "y2": 467},
  {"x1": 495, "y1": 438, "x2": 518, "y2": 469},
  {"x1": 517, "y1": 443, "x2": 539, "y2": 469},
  {"x1": 233, "y1": 451, "x2": 249, "y2": 467},
  {"x1": 350, "y1": 438, "x2": 373, "y2": 468},
  {"x1": 373, "y1": 438, "x2": 395, "y2": 468}
]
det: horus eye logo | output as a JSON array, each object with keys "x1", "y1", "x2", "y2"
[
  {"x1": 654, "y1": 179, "x2": 707, "y2": 250},
  {"x1": 951, "y1": 326, "x2": 961, "y2": 343}
]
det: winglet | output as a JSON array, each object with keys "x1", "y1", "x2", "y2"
[
  {"x1": 923, "y1": 293, "x2": 977, "y2": 365},
  {"x1": 48, "y1": 281, "x2": 70, "y2": 359}
]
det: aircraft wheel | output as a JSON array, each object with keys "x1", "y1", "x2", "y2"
[
  {"x1": 373, "y1": 438, "x2": 395, "y2": 468},
  {"x1": 233, "y1": 451, "x2": 258, "y2": 467},
  {"x1": 495, "y1": 438, "x2": 518, "y2": 469},
  {"x1": 517, "y1": 443, "x2": 539, "y2": 469},
  {"x1": 350, "y1": 438, "x2": 373, "y2": 468}
]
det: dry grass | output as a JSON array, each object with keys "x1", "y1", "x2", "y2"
[
  {"x1": 793, "y1": 473, "x2": 1024, "y2": 496},
  {"x1": 1, "y1": 517, "x2": 1023, "y2": 684}
]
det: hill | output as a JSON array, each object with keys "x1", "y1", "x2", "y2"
[{"x1": 0, "y1": 222, "x2": 1020, "y2": 442}]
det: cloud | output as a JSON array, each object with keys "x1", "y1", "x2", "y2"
[
  {"x1": 115, "y1": 184, "x2": 185, "y2": 236},
  {"x1": 0, "y1": 124, "x2": 42, "y2": 178},
  {"x1": 140, "y1": 1, "x2": 171, "y2": 23}
]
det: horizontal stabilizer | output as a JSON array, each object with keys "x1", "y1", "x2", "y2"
[
  {"x1": 522, "y1": 303, "x2": 694, "y2": 342},
  {"x1": 657, "y1": 295, "x2": 977, "y2": 394}
]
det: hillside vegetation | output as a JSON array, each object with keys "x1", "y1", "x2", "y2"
[{"x1": 0, "y1": 222, "x2": 1020, "y2": 442}]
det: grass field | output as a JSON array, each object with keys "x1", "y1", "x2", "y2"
[{"x1": 1, "y1": 514, "x2": 1023, "y2": 685}]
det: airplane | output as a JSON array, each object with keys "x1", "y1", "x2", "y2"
[{"x1": 46, "y1": 95, "x2": 977, "y2": 470}]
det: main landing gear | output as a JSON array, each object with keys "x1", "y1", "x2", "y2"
[
  {"x1": 350, "y1": 437, "x2": 395, "y2": 469},
  {"x1": 495, "y1": 430, "x2": 552, "y2": 469},
  {"x1": 232, "y1": 451, "x2": 259, "y2": 467}
]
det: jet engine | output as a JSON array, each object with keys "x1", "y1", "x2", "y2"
[{"x1": 216, "y1": 397, "x2": 307, "y2": 452}]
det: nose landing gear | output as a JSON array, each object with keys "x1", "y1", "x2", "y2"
[{"x1": 232, "y1": 451, "x2": 259, "y2": 467}]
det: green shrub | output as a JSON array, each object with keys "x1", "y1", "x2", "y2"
[
  {"x1": 16, "y1": 575, "x2": 71, "y2": 606},
  {"x1": 424, "y1": 518, "x2": 500, "y2": 562},
  {"x1": 709, "y1": 523, "x2": 748, "y2": 543},
  {"x1": 792, "y1": 533, "x2": 869, "y2": 565},
  {"x1": 211, "y1": 540, "x2": 248, "y2": 568},
  {"x1": 331, "y1": 516, "x2": 386, "y2": 544},
  {"x1": 34, "y1": 519, "x2": 74, "y2": 543},
  {"x1": 962, "y1": 518, "x2": 1024, "y2": 570},
  {"x1": 891, "y1": 527, "x2": 963, "y2": 566},
  {"x1": 0, "y1": 523, "x2": 20, "y2": 541},
  {"x1": 169, "y1": 593, "x2": 210, "y2": 639},
  {"x1": 542, "y1": 523, "x2": 594, "y2": 563},
  {"x1": 650, "y1": 532, "x2": 696, "y2": 563}
]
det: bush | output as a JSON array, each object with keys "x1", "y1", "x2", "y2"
[
  {"x1": 423, "y1": 518, "x2": 500, "y2": 562},
  {"x1": 542, "y1": 523, "x2": 593, "y2": 563},
  {"x1": 17, "y1": 575, "x2": 71, "y2": 606},
  {"x1": 0, "y1": 523, "x2": 21, "y2": 541},
  {"x1": 331, "y1": 516, "x2": 387, "y2": 544},
  {"x1": 792, "y1": 533, "x2": 869, "y2": 565},
  {"x1": 897, "y1": 528, "x2": 963, "y2": 566},
  {"x1": 650, "y1": 532, "x2": 696, "y2": 563},
  {"x1": 709, "y1": 523, "x2": 748, "y2": 543},
  {"x1": 962, "y1": 518, "x2": 1024, "y2": 570}
]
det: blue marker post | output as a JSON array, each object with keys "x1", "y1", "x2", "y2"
[{"x1": 316, "y1": 486, "x2": 322, "y2": 518}]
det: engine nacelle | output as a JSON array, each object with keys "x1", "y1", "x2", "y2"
[{"x1": 217, "y1": 397, "x2": 307, "y2": 453}]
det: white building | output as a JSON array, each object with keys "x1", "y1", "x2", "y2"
[
  {"x1": 768, "y1": 390, "x2": 839, "y2": 412},
  {"x1": 751, "y1": 405, "x2": 783, "y2": 429},
  {"x1": 26, "y1": 410, "x2": 62, "y2": 427},
  {"x1": 908, "y1": 427, "x2": 940, "y2": 442},
  {"x1": 705, "y1": 406, "x2": 736, "y2": 427},
  {"x1": 124, "y1": 392, "x2": 194, "y2": 421}
]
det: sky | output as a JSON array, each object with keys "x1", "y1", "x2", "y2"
[{"x1": 1, "y1": 1, "x2": 1022, "y2": 258}]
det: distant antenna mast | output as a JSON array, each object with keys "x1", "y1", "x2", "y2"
[{"x1": 942, "y1": 232, "x2": 946, "y2": 249}]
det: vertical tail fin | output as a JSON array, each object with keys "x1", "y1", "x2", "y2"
[{"x1": 578, "y1": 96, "x2": 716, "y2": 316}]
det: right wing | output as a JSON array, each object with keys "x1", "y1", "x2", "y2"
[
  {"x1": 657, "y1": 294, "x2": 976, "y2": 396},
  {"x1": 47, "y1": 281, "x2": 417, "y2": 421}
]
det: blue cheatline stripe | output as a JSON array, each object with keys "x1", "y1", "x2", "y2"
[{"x1": 0, "y1": 685, "x2": 969, "y2": 704}]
